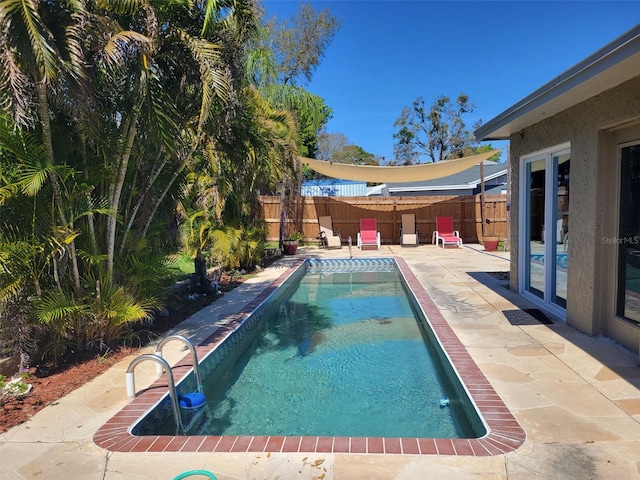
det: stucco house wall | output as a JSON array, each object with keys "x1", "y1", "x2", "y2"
[{"x1": 509, "y1": 75, "x2": 640, "y2": 349}]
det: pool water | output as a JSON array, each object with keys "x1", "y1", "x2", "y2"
[
  {"x1": 159, "y1": 269, "x2": 479, "y2": 438},
  {"x1": 531, "y1": 253, "x2": 568, "y2": 269}
]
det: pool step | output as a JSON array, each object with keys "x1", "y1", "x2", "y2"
[{"x1": 182, "y1": 406, "x2": 209, "y2": 434}]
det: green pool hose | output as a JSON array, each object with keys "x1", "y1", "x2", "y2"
[{"x1": 173, "y1": 470, "x2": 217, "y2": 480}]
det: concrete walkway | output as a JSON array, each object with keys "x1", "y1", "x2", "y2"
[{"x1": 1, "y1": 244, "x2": 639, "y2": 479}]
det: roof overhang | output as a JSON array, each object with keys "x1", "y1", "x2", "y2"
[
  {"x1": 390, "y1": 185, "x2": 472, "y2": 193},
  {"x1": 475, "y1": 24, "x2": 640, "y2": 141},
  {"x1": 387, "y1": 168, "x2": 508, "y2": 192}
]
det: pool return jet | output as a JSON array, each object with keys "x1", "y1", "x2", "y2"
[{"x1": 125, "y1": 335, "x2": 206, "y2": 435}]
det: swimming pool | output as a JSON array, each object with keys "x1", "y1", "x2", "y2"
[
  {"x1": 149, "y1": 263, "x2": 483, "y2": 438},
  {"x1": 94, "y1": 257, "x2": 525, "y2": 455}
]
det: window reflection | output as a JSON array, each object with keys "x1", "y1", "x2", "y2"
[
  {"x1": 617, "y1": 144, "x2": 640, "y2": 323},
  {"x1": 553, "y1": 155, "x2": 570, "y2": 308}
]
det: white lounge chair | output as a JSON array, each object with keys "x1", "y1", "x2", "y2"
[
  {"x1": 318, "y1": 216, "x2": 342, "y2": 248},
  {"x1": 400, "y1": 214, "x2": 419, "y2": 247}
]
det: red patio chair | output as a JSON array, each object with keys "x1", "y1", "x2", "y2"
[
  {"x1": 357, "y1": 218, "x2": 381, "y2": 250},
  {"x1": 432, "y1": 216, "x2": 463, "y2": 249}
]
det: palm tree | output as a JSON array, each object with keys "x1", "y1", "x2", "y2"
[
  {"x1": 135, "y1": 0, "x2": 261, "y2": 239},
  {"x1": 0, "y1": 0, "x2": 263, "y2": 361},
  {"x1": 0, "y1": 0, "x2": 85, "y2": 293}
]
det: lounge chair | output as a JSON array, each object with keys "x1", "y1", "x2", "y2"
[
  {"x1": 400, "y1": 214, "x2": 419, "y2": 247},
  {"x1": 432, "y1": 216, "x2": 463, "y2": 248},
  {"x1": 318, "y1": 216, "x2": 342, "y2": 248},
  {"x1": 357, "y1": 217, "x2": 381, "y2": 250}
]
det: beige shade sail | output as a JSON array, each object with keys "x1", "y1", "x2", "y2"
[{"x1": 298, "y1": 149, "x2": 501, "y2": 183}]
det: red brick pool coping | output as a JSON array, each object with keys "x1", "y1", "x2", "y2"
[{"x1": 93, "y1": 257, "x2": 525, "y2": 455}]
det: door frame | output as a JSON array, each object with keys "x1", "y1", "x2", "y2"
[{"x1": 518, "y1": 143, "x2": 570, "y2": 320}]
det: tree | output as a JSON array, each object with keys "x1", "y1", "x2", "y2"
[
  {"x1": 0, "y1": 0, "x2": 84, "y2": 294},
  {"x1": 254, "y1": 2, "x2": 339, "y2": 158},
  {"x1": 317, "y1": 131, "x2": 349, "y2": 161},
  {"x1": 393, "y1": 94, "x2": 480, "y2": 165},
  {"x1": 317, "y1": 132, "x2": 376, "y2": 164},
  {"x1": 288, "y1": 93, "x2": 332, "y2": 158},
  {"x1": 337, "y1": 145, "x2": 377, "y2": 165},
  {"x1": 308, "y1": 131, "x2": 376, "y2": 180},
  {"x1": 243, "y1": 3, "x2": 339, "y2": 245},
  {"x1": 269, "y1": 2, "x2": 342, "y2": 86},
  {"x1": 256, "y1": 84, "x2": 332, "y2": 159}
]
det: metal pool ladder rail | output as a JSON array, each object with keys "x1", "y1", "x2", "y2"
[
  {"x1": 125, "y1": 354, "x2": 185, "y2": 435},
  {"x1": 154, "y1": 335, "x2": 204, "y2": 395},
  {"x1": 125, "y1": 335, "x2": 205, "y2": 435}
]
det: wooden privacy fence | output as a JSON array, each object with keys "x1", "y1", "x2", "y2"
[{"x1": 259, "y1": 194, "x2": 508, "y2": 245}]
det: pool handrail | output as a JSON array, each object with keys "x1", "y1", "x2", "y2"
[
  {"x1": 125, "y1": 354, "x2": 185, "y2": 435},
  {"x1": 154, "y1": 335, "x2": 204, "y2": 394}
]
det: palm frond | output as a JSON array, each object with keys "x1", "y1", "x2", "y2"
[
  {"x1": 201, "y1": 0, "x2": 222, "y2": 36},
  {"x1": 99, "y1": 30, "x2": 152, "y2": 75},
  {"x1": 0, "y1": 112, "x2": 46, "y2": 165},
  {"x1": 0, "y1": 277, "x2": 24, "y2": 306},
  {"x1": 98, "y1": 287, "x2": 151, "y2": 324},
  {"x1": 209, "y1": 0, "x2": 259, "y2": 44},
  {"x1": 143, "y1": 72, "x2": 182, "y2": 157},
  {"x1": 76, "y1": 249, "x2": 108, "y2": 267},
  {"x1": 0, "y1": 113, "x2": 78, "y2": 200},
  {"x1": 176, "y1": 29, "x2": 228, "y2": 129},
  {"x1": 245, "y1": 46, "x2": 278, "y2": 89},
  {"x1": 63, "y1": 11, "x2": 93, "y2": 108},
  {"x1": 97, "y1": 0, "x2": 145, "y2": 16},
  {"x1": 36, "y1": 291, "x2": 88, "y2": 324},
  {"x1": 0, "y1": 39, "x2": 36, "y2": 127},
  {"x1": 0, "y1": 0, "x2": 60, "y2": 82}
]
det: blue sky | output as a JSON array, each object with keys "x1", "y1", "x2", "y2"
[{"x1": 263, "y1": 1, "x2": 640, "y2": 162}]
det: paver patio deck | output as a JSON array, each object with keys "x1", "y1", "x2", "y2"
[{"x1": 1, "y1": 244, "x2": 639, "y2": 479}]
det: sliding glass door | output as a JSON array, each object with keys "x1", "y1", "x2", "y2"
[
  {"x1": 521, "y1": 146, "x2": 570, "y2": 315},
  {"x1": 616, "y1": 142, "x2": 640, "y2": 324}
]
